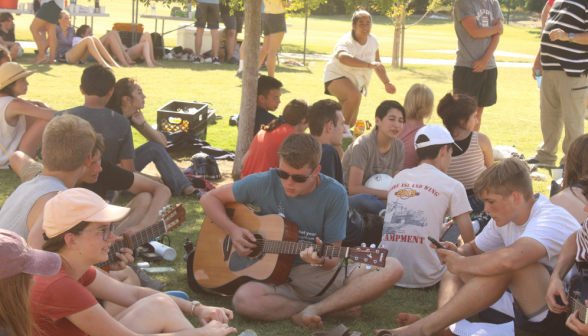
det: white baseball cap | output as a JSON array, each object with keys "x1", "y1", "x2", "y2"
[{"x1": 414, "y1": 124, "x2": 462, "y2": 151}]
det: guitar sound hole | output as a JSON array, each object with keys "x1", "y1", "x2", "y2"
[{"x1": 248, "y1": 233, "x2": 264, "y2": 259}]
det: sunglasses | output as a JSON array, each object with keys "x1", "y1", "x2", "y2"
[
  {"x1": 79, "y1": 223, "x2": 115, "y2": 241},
  {"x1": 276, "y1": 169, "x2": 314, "y2": 183}
]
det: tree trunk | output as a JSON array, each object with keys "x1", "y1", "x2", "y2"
[
  {"x1": 232, "y1": 0, "x2": 262, "y2": 179},
  {"x1": 400, "y1": 6, "x2": 406, "y2": 68},
  {"x1": 392, "y1": 19, "x2": 401, "y2": 68}
]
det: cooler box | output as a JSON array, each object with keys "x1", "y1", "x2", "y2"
[
  {"x1": 0, "y1": 0, "x2": 18, "y2": 9},
  {"x1": 157, "y1": 101, "x2": 208, "y2": 140},
  {"x1": 177, "y1": 23, "x2": 212, "y2": 52}
]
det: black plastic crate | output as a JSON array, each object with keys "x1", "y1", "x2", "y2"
[{"x1": 157, "y1": 101, "x2": 208, "y2": 140}]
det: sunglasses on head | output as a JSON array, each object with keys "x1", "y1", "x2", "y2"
[{"x1": 276, "y1": 169, "x2": 314, "y2": 183}]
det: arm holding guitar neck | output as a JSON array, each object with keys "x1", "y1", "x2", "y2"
[
  {"x1": 200, "y1": 185, "x2": 257, "y2": 256},
  {"x1": 547, "y1": 231, "x2": 578, "y2": 314},
  {"x1": 299, "y1": 238, "x2": 342, "y2": 270},
  {"x1": 124, "y1": 173, "x2": 172, "y2": 235}
]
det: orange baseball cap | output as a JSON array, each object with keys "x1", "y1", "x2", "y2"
[{"x1": 43, "y1": 188, "x2": 130, "y2": 239}]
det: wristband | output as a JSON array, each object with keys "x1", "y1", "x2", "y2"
[{"x1": 190, "y1": 300, "x2": 200, "y2": 317}]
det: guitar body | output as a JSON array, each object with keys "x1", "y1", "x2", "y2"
[{"x1": 191, "y1": 203, "x2": 299, "y2": 295}]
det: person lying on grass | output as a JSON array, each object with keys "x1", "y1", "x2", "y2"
[{"x1": 33, "y1": 188, "x2": 237, "y2": 336}]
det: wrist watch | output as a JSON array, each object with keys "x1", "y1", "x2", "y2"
[
  {"x1": 570, "y1": 32, "x2": 575, "y2": 43},
  {"x1": 190, "y1": 300, "x2": 200, "y2": 316}
]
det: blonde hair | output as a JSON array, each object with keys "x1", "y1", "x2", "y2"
[
  {"x1": 42, "y1": 115, "x2": 96, "y2": 172},
  {"x1": 277, "y1": 133, "x2": 322, "y2": 170},
  {"x1": 404, "y1": 83, "x2": 434, "y2": 121},
  {"x1": 473, "y1": 158, "x2": 533, "y2": 201},
  {"x1": 0, "y1": 273, "x2": 35, "y2": 336}
]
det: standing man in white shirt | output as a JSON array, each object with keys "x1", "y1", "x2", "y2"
[{"x1": 380, "y1": 158, "x2": 580, "y2": 336}]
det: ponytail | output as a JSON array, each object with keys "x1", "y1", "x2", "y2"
[{"x1": 262, "y1": 99, "x2": 309, "y2": 133}]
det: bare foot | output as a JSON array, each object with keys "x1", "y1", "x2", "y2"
[
  {"x1": 291, "y1": 309, "x2": 323, "y2": 330},
  {"x1": 154, "y1": 61, "x2": 163, "y2": 66},
  {"x1": 397, "y1": 313, "x2": 421, "y2": 326},
  {"x1": 327, "y1": 305, "x2": 361, "y2": 318},
  {"x1": 44, "y1": 59, "x2": 54, "y2": 64},
  {"x1": 35, "y1": 55, "x2": 47, "y2": 64}
]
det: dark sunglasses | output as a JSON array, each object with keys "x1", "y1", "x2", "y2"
[
  {"x1": 276, "y1": 169, "x2": 314, "y2": 183},
  {"x1": 79, "y1": 222, "x2": 115, "y2": 241}
]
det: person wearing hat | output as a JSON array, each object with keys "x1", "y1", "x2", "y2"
[
  {"x1": 0, "y1": 229, "x2": 61, "y2": 336},
  {"x1": 0, "y1": 62, "x2": 54, "y2": 169},
  {"x1": 382, "y1": 157, "x2": 581, "y2": 336},
  {"x1": 32, "y1": 188, "x2": 237, "y2": 336},
  {"x1": 378, "y1": 124, "x2": 475, "y2": 289},
  {"x1": 342, "y1": 100, "x2": 405, "y2": 216}
]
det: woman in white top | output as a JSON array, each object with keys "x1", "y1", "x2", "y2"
[
  {"x1": 550, "y1": 134, "x2": 588, "y2": 223},
  {"x1": 324, "y1": 10, "x2": 397, "y2": 139},
  {"x1": 0, "y1": 62, "x2": 54, "y2": 169}
]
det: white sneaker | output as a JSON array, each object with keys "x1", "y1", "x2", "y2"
[{"x1": 342, "y1": 125, "x2": 353, "y2": 138}]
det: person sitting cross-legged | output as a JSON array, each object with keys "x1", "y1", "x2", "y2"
[
  {"x1": 380, "y1": 158, "x2": 580, "y2": 336},
  {"x1": 381, "y1": 124, "x2": 475, "y2": 289},
  {"x1": 32, "y1": 188, "x2": 237, "y2": 336},
  {"x1": 200, "y1": 133, "x2": 404, "y2": 330}
]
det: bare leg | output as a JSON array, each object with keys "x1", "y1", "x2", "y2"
[
  {"x1": 30, "y1": 18, "x2": 48, "y2": 64},
  {"x1": 126, "y1": 42, "x2": 154, "y2": 67},
  {"x1": 114, "y1": 192, "x2": 153, "y2": 235},
  {"x1": 292, "y1": 258, "x2": 402, "y2": 328},
  {"x1": 101, "y1": 32, "x2": 131, "y2": 67},
  {"x1": 91, "y1": 36, "x2": 120, "y2": 67},
  {"x1": 9, "y1": 151, "x2": 34, "y2": 178},
  {"x1": 9, "y1": 44, "x2": 19, "y2": 60},
  {"x1": 18, "y1": 117, "x2": 48, "y2": 158},
  {"x1": 389, "y1": 263, "x2": 551, "y2": 336},
  {"x1": 474, "y1": 106, "x2": 484, "y2": 132},
  {"x1": 265, "y1": 32, "x2": 285, "y2": 77},
  {"x1": 140, "y1": 32, "x2": 162, "y2": 66},
  {"x1": 195, "y1": 27, "x2": 204, "y2": 56},
  {"x1": 44, "y1": 22, "x2": 56, "y2": 64},
  {"x1": 226, "y1": 29, "x2": 236, "y2": 60},
  {"x1": 258, "y1": 34, "x2": 270, "y2": 69},
  {"x1": 326, "y1": 77, "x2": 362, "y2": 134},
  {"x1": 65, "y1": 37, "x2": 109, "y2": 67},
  {"x1": 104, "y1": 266, "x2": 141, "y2": 317},
  {"x1": 210, "y1": 29, "x2": 219, "y2": 58},
  {"x1": 116, "y1": 293, "x2": 195, "y2": 333},
  {"x1": 232, "y1": 282, "x2": 310, "y2": 322}
]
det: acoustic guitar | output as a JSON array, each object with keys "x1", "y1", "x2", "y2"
[
  {"x1": 567, "y1": 266, "x2": 588, "y2": 322},
  {"x1": 188, "y1": 203, "x2": 388, "y2": 296},
  {"x1": 96, "y1": 204, "x2": 186, "y2": 271}
]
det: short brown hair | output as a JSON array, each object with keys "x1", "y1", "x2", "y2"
[
  {"x1": 92, "y1": 133, "x2": 105, "y2": 157},
  {"x1": 42, "y1": 115, "x2": 96, "y2": 172},
  {"x1": 308, "y1": 99, "x2": 342, "y2": 136},
  {"x1": 277, "y1": 133, "x2": 322, "y2": 170},
  {"x1": 563, "y1": 134, "x2": 588, "y2": 200},
  {"x1": 473, "y1": 158, "x2": 533, "y2": 201},
  {"x1": 261, "y1": 98, "x2": 309, "y2": 132}
]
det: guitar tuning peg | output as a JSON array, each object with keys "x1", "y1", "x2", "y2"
[
  {"x1": 361, "y1": 243, "x2": 366, "y2": 247},
  {"x1": 377, "y1": 267, "x2": 380, "y2": 271},
  {"x1": 370, "y1": 244, "x2": 376, "y2": 248},
  {"x1": 366, "y1": 265, "x2": 372, "y2": 270},
  {"x1": 158, "y1": 210, "x2": 163, "y2": 216}
]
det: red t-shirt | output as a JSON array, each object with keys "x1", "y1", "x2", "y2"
[
  {"x1": 32, "y1": 265, "x2": 98, "y2": 336},
  {"x1": 241, "y1": 123, "x2": 296, "y2": 177},
  {"x1": 547, "y1": 0, "x2": 555, "y2": 7}
]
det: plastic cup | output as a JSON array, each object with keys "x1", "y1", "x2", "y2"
[
  {"x1": 551, "y1": 168, "x2": 563, "y2": 181},
  {"x1": 100, "y1": 6, "x2": 105, "y2": 13}
]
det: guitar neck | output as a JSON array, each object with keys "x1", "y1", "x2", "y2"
[
  {"x1": 95, "y1": 221, "x2": 167, "y2": 268},
  {"x1": 261, "y1": 240, "x2": 349, "y2": 259},
  {"x1": 570, "y1": 297, "x2": 588, "y2": 323}
]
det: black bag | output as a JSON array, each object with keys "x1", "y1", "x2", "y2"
[
  {"x1": 151, "y1": 32, "x2": 164, "y2": 59},
  {"x1": 189, "y1": 153, "x2": 221, "y2": 180}
]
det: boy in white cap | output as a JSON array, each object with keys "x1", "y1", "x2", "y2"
[{"x1": 380, "y1": 124, "x2": 475, "y2": 289}]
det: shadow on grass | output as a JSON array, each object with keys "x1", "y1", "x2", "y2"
[
  {"x1": 311, "y1": 15, "x2": 454, "y2": 27},
  {"x1": 398, "y1": 67, "x2": 449, "y2": 83}
]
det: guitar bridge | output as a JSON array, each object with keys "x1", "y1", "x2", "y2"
[{"x1": 223, "y1": 235, "x2": 231, "y2": 261}]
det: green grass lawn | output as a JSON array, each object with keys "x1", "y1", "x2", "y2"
[{"x1": 0, "y1": 8, "x2": 573, "y2": 336}]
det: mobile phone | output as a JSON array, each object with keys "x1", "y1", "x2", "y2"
[
  {"x1": 427, "y1": 236, "x2": 445, "y2": 249},
  {"x1": 441, "y1": 222, "x2": 461, "y2": 244}
]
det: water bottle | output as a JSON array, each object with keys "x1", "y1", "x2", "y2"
[
  {"x1": 238, "y1": 330, "x2": 258, "y2": 336},
  {"x1": 151, "y1": 2, "x2": 156, "y2": 15},
  {"x1": 95, "y1": 0, "x2": 99, "y2": 12},
  {"x1": 535, "y1": 69, "x2": 542, "y2": 90}
]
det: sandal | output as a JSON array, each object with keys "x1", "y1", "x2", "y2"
[{"x1": 312, "y1": 324, "x2": 362, "y2": 336}]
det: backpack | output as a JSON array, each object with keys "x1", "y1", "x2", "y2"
[
  {"x1": 187, "y1": 153, "x2": 221, "y2": 180},
  {"x1": 151, "y1": 32, "x2": 164, "y2": 59}
]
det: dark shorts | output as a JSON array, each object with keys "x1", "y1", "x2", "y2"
[
  {"x1": 453, "y1": 66, "x2": 498, "y2": 108},
  {"x1": 262, "y1": 13, "x2": 286, "y2": 36},
  {"x1": 195, "y1": 3, "x2": 220, "y2": 29},
  {"x1": 35, "y1": 1, "x2": 61, "y2": 25},
  {"x1": 221, "y1": 11, "x2": 244, "y2": 33},
  {"x1": 324, "y1": 77, "x2": 345, "y2": 95}
]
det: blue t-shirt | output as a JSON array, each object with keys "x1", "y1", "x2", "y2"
[{"x1": 233, "y1": 169, "x2": 348, "y2": 266}]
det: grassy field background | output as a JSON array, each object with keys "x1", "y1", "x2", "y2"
[{"x1": 0, "y1": 4, "x2": 576, "y2": 335}]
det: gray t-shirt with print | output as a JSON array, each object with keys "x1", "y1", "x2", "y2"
[
  {"x1": 54, "y1": 106, "x2": 134, "y2": 164},
  {"x1": 342, "y1": 130, "x2": 405, "y2": 187},
  {"x1": 453, "y1": 0, "x2": 503, "y2": 69}
]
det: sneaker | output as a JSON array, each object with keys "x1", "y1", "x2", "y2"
[
  {"x1": 236, "y1": 71, "x2": 242, "y2": 78},
  {"x1": 342, "y1": 127, "x2": 353, "y2": 139},
  {"x1": 212, "y1": 57, "x2": 221, "y2": 65},
  {"x1": 226, "y1": 56, "x2": 239, "y2": 64},
  {"x1": 192, "y1": 56, "x2": 202, "y2": 64},
  {"x1": 135, "y1": 267, "x2": 166, "y2": 291},
  {"x1": 525, "y1": 155, "x2": 554, "y2": 167},
  {"x1": 204, "y1": 58, "x2": 213, "y2": 63}
]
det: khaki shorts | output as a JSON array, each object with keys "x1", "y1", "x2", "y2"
[
  {"x1": 20, "y1": 160, "x2": 43, "y2": 183},
  {"x1": 259, "y1": 262, "x2": 360, "y2": 304}
]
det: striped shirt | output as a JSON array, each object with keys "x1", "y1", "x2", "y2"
[
  {"x1": 576, "y1": 218, "x2": 588, "y2": 262},
  {"x1": 446, "y1": 132, "x2": 486, "y2": 191},
  {"x1": 541, "y1": 0, "x2": 588, "y2": 77}
]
